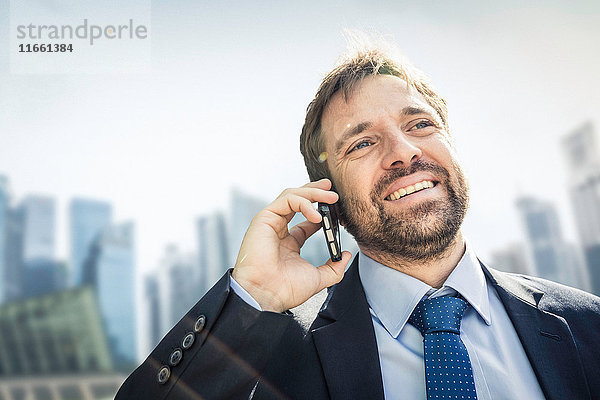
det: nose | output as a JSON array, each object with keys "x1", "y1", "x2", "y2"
[{"x1": 381, "y1": 130, "x2": 423, "y2": 169}]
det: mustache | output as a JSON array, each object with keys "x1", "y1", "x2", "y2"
[{"x1": 372, "y1": 159, "x2": 450, "y2": 199}]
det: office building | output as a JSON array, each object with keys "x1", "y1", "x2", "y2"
[
  {"x1": 155, "y1": 245, "x2": 199, "y2": 336},
  {"x1": 19, "y1": 195, "x2": 57, "y2": 298},
  {"x1": 561, "y1": 122, "x2": 600, "y2": 295},
  {"x1": 228, "y1": 188, "x2": 266, "y2": 267},
  {"x1": 3, "y1": 206, "x2": 24, "y2": 302},
  {"x1": 0, "y1": 176, "x2": 8, "y2": 302},
  {"x1": 144, "y1": 275, "x2": 162, "y2": 350},
  {"x1": 516, "y1": 196, "x2": 588, "y2": 290},
  {"x1": 197, "y1": 211, "x2": 229, "y2": 295},
  {"x1": 69, "y1": 198, "x2": 113, "y2": 287},
  {"x1": 83, "y1": 222, "x2": 136, "y2": 369},
  {"x1": 0, "y1": 287, "x2": 124, "y2": 400},
  {"x1": 0, "y1": 286, "x2": 113, "y2": 376}
]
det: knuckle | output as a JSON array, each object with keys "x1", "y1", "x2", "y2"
[{"x1": 278, "y1": 188, "x2": 293, "y2": 198}]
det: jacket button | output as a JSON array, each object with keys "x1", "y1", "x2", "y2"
[
  {"x1": 157, "y1": 366, "x2": 170, "y2": 384},
  {"x1": 182, "y1": 332, "x2": 195, "y2": 349},
  {"x1": 169, "y1": 348, "x2": 183, "y2": 366},
  {"x1": 194, "y1": 315, "x2": 206, "y2": 333}
]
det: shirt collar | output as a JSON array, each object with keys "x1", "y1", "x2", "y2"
[{"x1": 358, "y1": 239, "x2": 491, "y2": 339}]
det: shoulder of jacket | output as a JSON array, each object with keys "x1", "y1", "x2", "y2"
[{"x1": 493, "y1": 268, "x2": 600, "y2": 317}]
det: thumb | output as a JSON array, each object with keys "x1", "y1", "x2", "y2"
[{"x1": 316, "y1": 251, "x2": 353, "y2": 291}]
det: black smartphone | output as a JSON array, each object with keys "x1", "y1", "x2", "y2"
[{"x1": 317, "y1": 202, "x2": 342, "y2": 262}]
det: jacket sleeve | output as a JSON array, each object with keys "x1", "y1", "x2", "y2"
[{"x1": 115, "y1": 269, "x2": 294, "y2": 400}]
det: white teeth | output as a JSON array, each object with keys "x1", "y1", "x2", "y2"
[{"x1": 387, "y1": 180, "x2": 435, "y2": 200}]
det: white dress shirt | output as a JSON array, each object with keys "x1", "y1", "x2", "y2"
[{"x1": 231, "y1": 240, "x2": 547, "y2": 399}]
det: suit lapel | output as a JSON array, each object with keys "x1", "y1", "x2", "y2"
[
  {"x1": 310, "y1": 257, "x2": 384, "y2": 400},
  {"x1": 305, "y1": 256, "x2": 590, "y2": 400},
  {"x1": 481, "y1": 262, "x2": 591, "y2": 400}
]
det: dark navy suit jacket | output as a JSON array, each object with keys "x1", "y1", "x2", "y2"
[{"x1": 116, "y1": 257, "x2": 600, "y2": 399}]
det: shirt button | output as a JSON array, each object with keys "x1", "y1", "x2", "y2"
[
  {"x1": 169, "y1": 348, "x2": 183, "y2": 366},
  {"x1": 182, "y1": 332, "x2": 195, "y2": 349},
  {"x1": 157, "y1": 366, "x2": 170, "y2": 384},
  {"x1": 194, "y1": 315, "x2": 206, "y2": 333}
]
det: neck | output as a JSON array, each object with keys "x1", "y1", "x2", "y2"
[{"x1": 360, "y1": 231, "x2": 466, "y2": 289}]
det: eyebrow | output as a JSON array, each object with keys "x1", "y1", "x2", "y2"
[
  {"x1": 334, "y1": 121, "x2": 373, "y2": 155},
  {"x1": 333, "y1": 105, "x2": 435, "y2": 156}
]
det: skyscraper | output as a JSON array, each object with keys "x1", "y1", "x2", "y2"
[
  {"x1": 561, "y1": 121, "x2": 600, "y2": 295},
  {"x1": 83, "y1": 222, "x2": 136, "y2": 369},
  {"x1": 516, "y1": 196, "x2": 588, "y2": 290},
  {"x1": 0, "y1": 176, "x2": 8, "y2": 302},
  {"x1": 19, "y1": 195, "x2": 57, "y2": 298},
  {"x1": 228, "y1": 188, "x2": 266, "y2": 267},
  {"x1": 4, "y1": 206, "x2": 24, "y2": 301},
  {"x1": 144, "y1": 274, "x2": 162, "y2": 350},
  {"x1": 197, "y1": 211, "x2": 229, "y2": 295},
  {"x1": 69, "y1": 198, "x2": 113, "y2": 287},
  {"x1": 155, "y1": 244, "x2": 200, "y2": 336}
]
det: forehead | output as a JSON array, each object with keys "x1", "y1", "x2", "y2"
[{"x1": 321, "y1": 74, "x2": 436, "y2": 146}]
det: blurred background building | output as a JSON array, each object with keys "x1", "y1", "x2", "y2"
[
  {"x1": 152, "y1": 244, "x2": 198, "y2": 337},
  {"x1": 20, "y1": 195, "x2": 60, "y2": 298},
  {"x1": 69, "y1": 198, "x2": 113, "y2": 287},
  {"x1": 197, "y1": 211, "x2": 229, "y2": 295},
  {"x1": 0, "y1": 287, "x2": 122, "y2": 399},
  {"x1": 516, "y1": 196, "x2": 589, "y2": 291},
  {"x1": 82, "y1": 222, "x2": 137, "y2": 370},
  {"x1": 562, "y1": 122, "x2": 600, "y2": 295}
]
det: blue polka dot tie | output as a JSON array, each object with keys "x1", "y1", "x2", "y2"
[{"x1": 408, "y1": 296, "x2": 478, "y2": 400}]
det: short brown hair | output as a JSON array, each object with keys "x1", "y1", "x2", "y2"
[{"x1": 300, "y1": 41, "x2": 449, "y2": 182}]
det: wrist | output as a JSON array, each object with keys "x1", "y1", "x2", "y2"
[{"x1": 232, "y1": 269, "x2": 285, "y2": 313}]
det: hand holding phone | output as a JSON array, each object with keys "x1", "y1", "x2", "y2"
[{"x1": 232, "y1": 179, "x2": 351, "y2": 312}]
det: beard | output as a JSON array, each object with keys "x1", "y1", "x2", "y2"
[{"x1": 337, "y1": 159, "x2": 469, "y2": 262}]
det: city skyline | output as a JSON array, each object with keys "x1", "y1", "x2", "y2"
[
  {"x1": 1, "y1": 115, "x2": 597, "y2": 277},
  {"x1": 2, "y1": 117, "x2": 598, "y2": 289},
  {"x1": 2, "y1": 121, "x2": 600, "y2": 362},
  {"x1": 2, "y1": 2, "x2": 600, "y2": 282}
]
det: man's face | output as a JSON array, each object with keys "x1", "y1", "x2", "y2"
[{"x1": 321, "y1": 74, "x2": 469, "y2": 261}]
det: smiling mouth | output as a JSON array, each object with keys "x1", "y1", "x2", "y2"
[{"x1": 384, "y1": 180, "x2": 438, "y2": 201}]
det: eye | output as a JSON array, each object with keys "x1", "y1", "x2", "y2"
[
  {"x1": 412, "y1": 120, "x2": 434, "y2": 130},
  {"x1": 406, "y1": 119, "x2": 438, "y2": 136},
  {"x1": 347, "y1": 140, "x2": 373, "y2": 154}
]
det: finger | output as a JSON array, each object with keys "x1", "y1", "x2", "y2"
[
  {"x1": 289, "y1": 220, "x2": 322, "y2": 248},
  {"x1": 267, "y1": 188, "x2": 337, "y2": 221},
  {"x1": 316, "y1": 251, "x2": 353, "y2": 290},
  {"x1": 253, "y1": 196, "x2": 320, "y2": 235},
  {"x1": 302, "y1": 178, "x2": 332, "y2": 190},
  {"x1": 277, "y1": 196, "x2": 321, "y2": 226}
]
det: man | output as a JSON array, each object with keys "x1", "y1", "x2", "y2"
[{"x1": 116, "y1": 41, "x2": 600, "y2": 399}]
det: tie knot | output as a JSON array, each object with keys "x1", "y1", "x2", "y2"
[{"x1": 408, "y1": 296, "x2": 469, "y2": 336}]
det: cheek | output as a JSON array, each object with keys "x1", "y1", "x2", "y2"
[
  {"x1": 335, "y1": 165, "x2": 378, "y2": 202},
  {"x1": 426, "y1": 136, "x2": 457, "y2": 167}
]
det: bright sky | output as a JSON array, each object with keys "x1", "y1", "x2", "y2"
[{"x1": 1, "y1": 0, "x2": 599, "y2": 279}]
